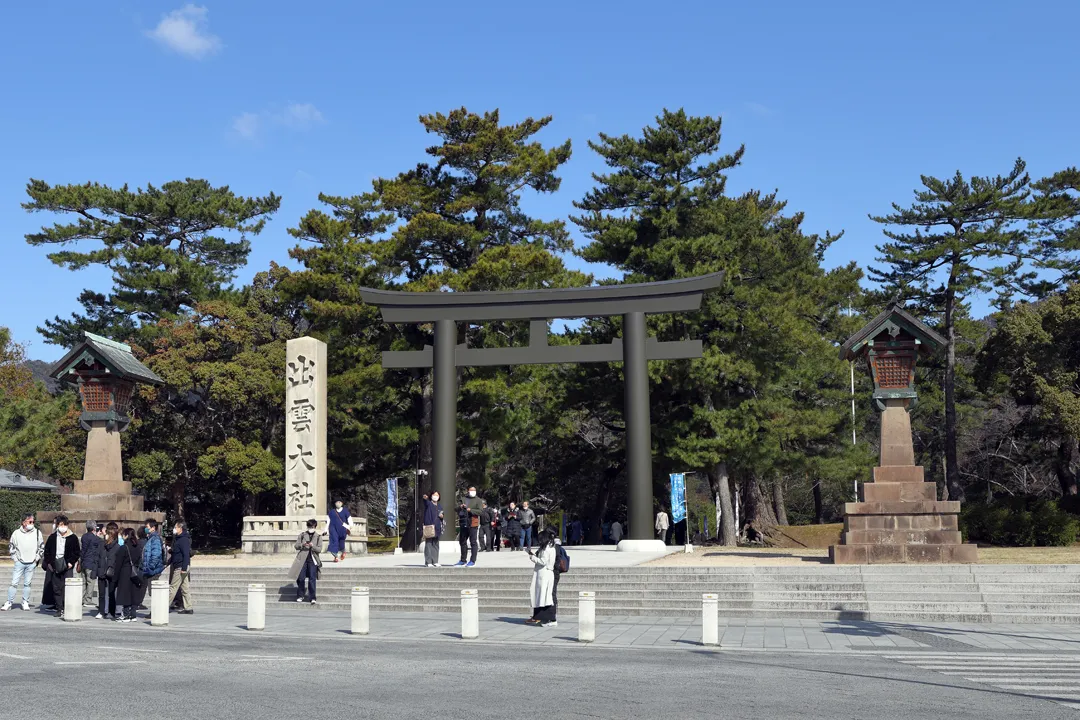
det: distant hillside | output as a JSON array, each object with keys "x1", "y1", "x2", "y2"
[{"x1": 22, "y1": 359, "x2": 61, "y2": 394}]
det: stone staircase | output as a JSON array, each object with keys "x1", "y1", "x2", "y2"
[{"x1": 32, "y1": 563, "x2": 1077, "y2": 623}]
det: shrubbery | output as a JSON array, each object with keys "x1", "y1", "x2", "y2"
[
  {"x1": 0, "y1": 490, "x2": 60, "y2": 538},
  {"x1": 961, "y1": 497, "x2": 1080, "y2": 547}
]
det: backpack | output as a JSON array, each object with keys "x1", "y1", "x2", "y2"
[
  {"x1": 141, "y1": 534, "x2": 165, "y2": 576},
  {"x1": 555, "y1": 544, "x2": 570, "y2": 573}
]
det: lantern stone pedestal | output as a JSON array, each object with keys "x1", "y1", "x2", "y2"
[
  {"x1": 830, "y1": 305, "x2": 977, "y2": 565},
  {"x1": 43, "y1": 334, "x2": 166, "y2": 533}
]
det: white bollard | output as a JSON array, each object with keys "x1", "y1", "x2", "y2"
[
  {"x1": 578, "y1": 591, "x2": 596, "y2": 643},
  {"x1": 701, "y1": 593, "x2": 719, "y2": 646},
  {"x1": 63, "y1": 577, "x2": 82, "y2": 622},
  {"x1": 351, "y1": 586, "x2": 370, "y2": 635},
  {"x1": 150, "y1": 579, "x2": 169, "y2": 627},
  {"x1": 460, "y1": 589, "x2": 479, "y2": 639},
  {"x1": 247, "y1": 583, "x2": 266, "y2": 631}
]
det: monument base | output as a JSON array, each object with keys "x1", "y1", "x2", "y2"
[
  {"x1": 38, "y1": 509, "x2": 164, "y2": 535},
  {"x1": 830, "y1": 465, "x2": 978, "y2": 564},
  {"x1": 616, "y1": 538, "x2": 668, "y2": 553},
  {"x1": 242, "y1": 515, "x2": 368, "y2": 555}
]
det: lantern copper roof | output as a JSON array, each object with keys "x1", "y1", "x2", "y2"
[
  {"x1": 839, "y1": 301, "x2": 946, "y2": 361},
  {"x1": 48, "y1": 332, "x2": 164, "y2": 387}
]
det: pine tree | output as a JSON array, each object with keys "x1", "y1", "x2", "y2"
[{"x1": 23, "y1": 178, "x2": 280, "y2": 346}]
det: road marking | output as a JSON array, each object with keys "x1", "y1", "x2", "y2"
[
  {"x1": 239, "y1": 655, "x2": 311, "y2": 661},
  {"x1": 54, "y1": 661, "x2": 146, "y2": 665},
  {"x1": 0, "y1": 652, "x2": 30, "y2": 659},
  {"x1": 95, "y1": 646, "x2": 167, "y2": 653},
  {"x1": 885, "y1": 653, "x2": 1080, "y2": 710}
]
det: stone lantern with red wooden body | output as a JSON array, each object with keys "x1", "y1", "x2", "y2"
[
  {"x1": 42, "y1": 332, "x2": 165, "y2": 532},
  {"x1": 830, "y1": 303, "x2": 978, "y2": 564}
]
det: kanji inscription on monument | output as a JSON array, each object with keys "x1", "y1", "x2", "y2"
[{"x1": 285, "y1": 337, "x2": 327, "y2": 517}]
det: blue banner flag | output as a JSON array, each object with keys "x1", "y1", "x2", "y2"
[
  {"x1": 385, "y1": 477, "x2": 398, "y2": 528},
  {"x1": 670, "y1": 473, "x2": 687, "y2": 524}
]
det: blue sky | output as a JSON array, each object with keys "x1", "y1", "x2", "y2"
[{"x1": 2, "y1": 1, "x2": 1076, "y2": 360}]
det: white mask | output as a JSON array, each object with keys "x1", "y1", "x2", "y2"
[
  {"x1": 57, "y1": 526, "x2": 67, "y2": 535},
  {"x1": 432, "y1": 495, "x2": 440, "y2": 503},
  {"x1": 468, "y1": 491, "x2": 476, "y2": 498}
]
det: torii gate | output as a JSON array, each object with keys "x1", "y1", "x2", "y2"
[{"x1": 360, "y1": 272, "x2": 724, "y2": 550}]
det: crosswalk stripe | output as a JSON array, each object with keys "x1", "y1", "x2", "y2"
[{"x1": 885, "y1": 652, "x2": 1080, "y2": 711}]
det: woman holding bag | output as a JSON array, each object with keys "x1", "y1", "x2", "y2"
[
  {"x1": 327, "y1": 499, "x2": 352, "y2": 563},
  {"x1": 113, "y1": 528, "x2": 142, "y2": 623},
  {"x1": 422, "y1": 492, "x2": 444, "y2": 567}
]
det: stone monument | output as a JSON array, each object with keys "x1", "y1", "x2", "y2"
[
  {"x1": 241, "y1": 336, "x2": 367, "y2": 554},
  {"x1": 830, "y1": 303, "x2": 977, "y2": 564},
  {"x1": 44, "y1": 332, "x2": 165, "y2": 531}
]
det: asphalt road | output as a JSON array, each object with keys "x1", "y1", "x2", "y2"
[{"x1": 0, "y1": 619, "x2": 1073, "y2": 719}]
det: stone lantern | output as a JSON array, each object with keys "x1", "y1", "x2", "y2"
[
  {"x1": 830, "y1": 303, "x2": 977, "y2": 564},
  {"x1": 42, "y1": 332, "x2": 165, "y2": 532}
]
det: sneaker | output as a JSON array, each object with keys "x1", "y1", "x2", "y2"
[
  {"x1": 21, "y1": 601, "x2": 30, "y2": 611},
  {"x1": 525, "y1": 618, "x2": 540, "y2": 625},
  {"x1": 432, "y1": 563, "x2": 441, "y2": 568},
  {"x1": 83, "y1": 602, "x2": 96, "y2": 608},
  {"x1": 296, "y1": 597, "x2": 305, "y2": 603},
  {"x1": 455, "y1": 561, "x2": 466, "y2": 566},
  {"x1": 465, "y1": 561, "x2": 475, "y2": 567},
  {"x1": 310, "y1": 599, "x2": 317, "y2": 605},
  {"x1": 0, "y1": 602, "x2": 11, "y2": 611},
  {"x1": 95, "y1": 613, "x2": 103, "y2": 619},
  {"x1": 122, "y1": 616, "x2": 133, "y2": 623},
  {"x1": 179, "y1": 609, "x2": 194, "y2": 615},
  {"x1": 541, "y1": 621, "x2": 558, "y2": 628}
]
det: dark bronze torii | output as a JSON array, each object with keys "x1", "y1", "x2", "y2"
[{"x1": 360, "y1": 272, "x2": 724, "y2": 546}]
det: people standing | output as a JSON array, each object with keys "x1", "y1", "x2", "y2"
[
  {"x1": 655, "y1": 509, "x2": 670, "y2": 544},
  {"x1": 526, "y1": 529, "x2": 557, "y2": 628},
  {"x1": 489, "y1": 506, "x2": 501, "y2": 551},
  {"x1": 3, "y1": 512, "x2": 43, "y2": 611},
  {"x1": 519, "y1": 501, "x2": 536, "y2": 549},
  {"x1": 79, "y1": 520, "x2": 101, "y2": 608},
  {"x1": 40, "y1": 520, "x2": 56, "y2": 611},
  {"x1": 140, "y1": 520, "x2": 166, "y2": 608},
  {"x1": 168, "y1": 520, "x2": 193, "y2": 614},
  {"x1": 457, "y1": 487, "x2": 482, "y2": 567},
  {"x1": 328, "y1": 499, "x2": 352, "y2": 562},
  {"x1": 41, "y1": 515, "x2": 81, "y2": 619},
  {"x1": 113, "y1": 528, "x2": 141, "y2": 622},
  {"x1": 505, "y1": 503, "x2": 522, "y2": 551},
  {"x1": 96, "y1": 526, "x2": 119, "y2": 620},
  {"x1": 478, "y1": 500, "x2": 492, "y2": 552},
  {"x1": 569, "y1": 519, "x2": 583, "y2": 546},
  {"x1": 421, "y1": 492, "x2": 444, "y2": 567},
  {"x1": 610, "y1": 519, "x2": 624, "y2": 544},
  {"x1": 291, "y1": 518, "x2": 322, "y2": 604}
]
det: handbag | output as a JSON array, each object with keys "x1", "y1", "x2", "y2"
[
  {"x1": 128, "y1": 553, "x2": 143, "y2": 588},
  {"x1": 423, "y1": 524, "x2": 436, "y2": 539},
  {"x1": 470, "y1": 515, "x2": 480, "y2": 528},
  {"x1": 52, "y1": 555, "x2": 67, "y2": 574}
]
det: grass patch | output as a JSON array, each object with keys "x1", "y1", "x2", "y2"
[
  {"x1": 766, "y1": 523, "x2": 843, "y2": 549},
  {"x1": 367, "y1": 536, "x2": 399, "y2": 554}
]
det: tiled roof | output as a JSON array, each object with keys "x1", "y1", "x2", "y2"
[
  {"x1": 0, "y1": 469, "x2": 58, "y2": 492},
  {"x1": 48, "y1": 331, "x2": 164, "y2": 386},
  {"x1": 839, "y1": 302, "x2": 947, "y2": 360}
]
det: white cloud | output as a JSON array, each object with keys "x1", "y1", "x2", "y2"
[
  {"x1": 147, "y1": 5, "x2": 222, "y2": 60},
  {"x1": 232, "y1": 112, "x2": 260, "y2": 140},
  {"x1": 279, "y1": 103, "x2": 325, "y2": 129}
]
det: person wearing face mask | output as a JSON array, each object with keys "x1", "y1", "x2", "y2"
[
  {"x1": 113, "y1": 528, "x2": 142, "y2": 622},
  {"x1": 327, "y1": 499, "x2": 352, "y2": 563},
  {"x1": 519, "y1": 501, "x2": 536, "y2": 550},
  {"x1": 2, "y1": 512, "x2": 44, "y2": 612},
  {"x1": 456, "y1": 487, "x2": 483, "y2": 567},
  {"x1": 421, "y1": 492, "x2": 444, "y2": 567},
  {"x1": 504, "y1": 503, "x2": 522, "y2": 551},
  {"x1": 290, "y1": 518, "x2": 322, "y2": 604},
  {"x1": 41, "y1": 514, "x2": 81, "y2": 618}
]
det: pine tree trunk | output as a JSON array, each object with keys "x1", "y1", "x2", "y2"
[
  {"x1": 944, "y1": 258, "x2": 964, "y2": 502},
  {"x1": 587, "y1": 466, "x2": 617, "y2": 544},
  {"x1": 743, "y1": 473, "x2": 777, "y2": 529},
  {"x1": 712, "y1": 462, "x2": 737, "y2": 546},
  {"x1": 1055, "y1": 437, "x2": 1079, "y2": 497},
  {"x1": 812, "y1": 479, "x2": 824, "y2": 524},
  {"x1": 772, "y1": 478, "x2": 789, "y2": 526}
]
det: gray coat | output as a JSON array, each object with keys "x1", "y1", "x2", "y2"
[
  {"x1": 520, "y1": 507, "x2": 536, "y2": 527},
  {"x1": 288, "y1": 530, "x2": 323, "y2": 579}
]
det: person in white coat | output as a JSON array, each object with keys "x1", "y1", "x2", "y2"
[
  {"x1": 526, "y1": 529, "x2": 557, "y2": 627},
  {"x1": 655, "y1": 509, "x2": 670, "y2": 544}
]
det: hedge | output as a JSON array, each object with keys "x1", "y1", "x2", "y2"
[
  {"x1": 960, "y1": 497, "x2": 1080, "y2": 547},
  {"x1": 0, "y1": 490, "x2": 60, "y2": 539}
]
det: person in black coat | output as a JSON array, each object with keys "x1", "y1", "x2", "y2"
[
  {"x1": 97, "y1": 527, "x2": 120, "y2": 619},
  {"x1": 80, "y1": 521, "x2": 102, "y2": 607},
  {"x1": 112, "y1": 528, "x2": 142, "y2": 622},
  {"x1": 504, "y1": 503, "x2": 523, "y2": 551},
  {"x1": 41, "y1": 515, "x2": 81, "y2": 618}
]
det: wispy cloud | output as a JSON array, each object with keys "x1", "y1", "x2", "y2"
[
  {"x1": 230, "y1": 103, "x2": 326, "y2": 142},
  {"x1": 744, "y1": 101, "x2": 775, "y2": 117},
  {"x1": 279, "y1": 103, "x2": 324, "y2": 129},
  {"x1": 146, "y1": 5, "x2": 222, "y2": 60},
  {"x1": 232, "y1": 112, "x2": 260, "y2": 140}
]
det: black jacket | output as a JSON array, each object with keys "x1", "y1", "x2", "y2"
[
  {"x1": 42, "y1": 532, "x2": 81, "y2": 573},
  {"x1": 113, "y1": 543, "x2": 142, "y2": 607},
  {"x1": 81, "y1": 532, "x2": 102, "y2": 575},
  {"x1": 170, "y1": 534, "x2": 191, "y2": 571},
  {"x1": 505, "y1": 509, "x2": 522, "y2": 535}
]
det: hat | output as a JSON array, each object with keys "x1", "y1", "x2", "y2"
[{"x1": 86, "y1": 519, "x2": 98, "y2": 531}]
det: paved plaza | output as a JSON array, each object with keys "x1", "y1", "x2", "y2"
[{"x1": 2, "y1": 606, "x2": 1079, "y2": 718}]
